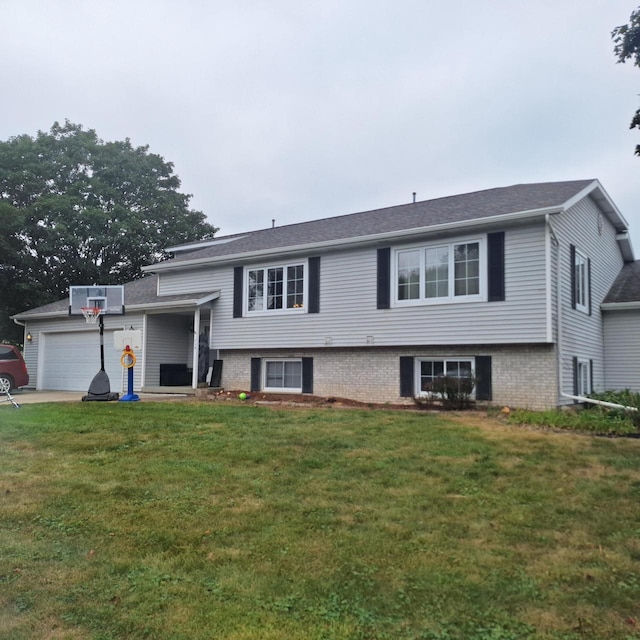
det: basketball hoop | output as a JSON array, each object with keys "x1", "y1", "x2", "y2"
[{"x1": 80, "y1": 307, "x2": 102, "y2": 324}]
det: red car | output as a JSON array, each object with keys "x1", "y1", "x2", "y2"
[{"x1": 0, "y1": 344, "x2": 29, "y2": 392}]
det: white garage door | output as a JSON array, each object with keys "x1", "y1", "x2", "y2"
[{"x1": 41, "y1": 330, "x2": 124, "y2": 392}]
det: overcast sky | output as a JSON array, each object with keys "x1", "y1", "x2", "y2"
[{"x1": 2, "y1": 1, "x2": 640, "y2": 251}]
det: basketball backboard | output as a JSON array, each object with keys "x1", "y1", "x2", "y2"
[
  {"x1": 113, "y1": 329, "x2": 141, "y2": 350},
  {"x1": 69, "y1": 285, "x2": 125, "y2": 316}
]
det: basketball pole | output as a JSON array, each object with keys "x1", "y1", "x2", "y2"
[
  {"x1": 99, "y1": 313, "x2": 105, "y2": 372},
  {"x1": 81, "y1": 308, "x2": 118, "y2": 402}
]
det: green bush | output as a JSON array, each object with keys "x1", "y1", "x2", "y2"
[
  {"x1": 507, "y1": 405, "x2": 637, "y2": 436},
  {"x1": 415, "y1": 375, "x2": 476, "y2": 410},
  {"x1": 587, "y1": 389, "x2": 640, "y2": 429}
]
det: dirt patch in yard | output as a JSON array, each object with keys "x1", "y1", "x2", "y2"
[{"x1": 206, "y1": 390, "x2": 426, "y2": 411}]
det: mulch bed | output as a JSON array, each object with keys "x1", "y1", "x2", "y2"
[{"x1": 205, "y1": 389, "x2": 443, "y2": 411}]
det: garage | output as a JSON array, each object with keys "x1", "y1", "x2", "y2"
[{"x1": 40, "y1": 330, "x2": 124, "y2": 392}]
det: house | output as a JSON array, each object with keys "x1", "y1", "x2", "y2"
[{"x1": 12, "y1": 179, "x2": 640, "y2": 410}]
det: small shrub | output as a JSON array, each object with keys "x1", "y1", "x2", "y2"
[
  {"x1": 416, "y1": 376, "x2": 476, "y2": 410},
  {"x1": 507, "y1": 406, "x2": 637, "y2": 436},
  {"x1": 588, "y1": 389, "x2": 640, "y2": 429}
]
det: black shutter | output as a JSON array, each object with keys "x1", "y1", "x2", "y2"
[
  {"x1": 399, "y1": 356, "x2": 414, "y2": 397},
  {"x1": 302, "y1": 357, "x2": 314, "y2": 394},
  {"x1": 377, "y1": 248, "x2": 391, "y2": 309},
  {"x1": 487, "y1": 232, "x2": 505, "y2": 302},
  {"x1": 570, "y1": 245, "x2": 576, "y2": 310},
  {"x1": 589, "y1": 359, "x2": 594, "y2": 394},
  {"x1": 475, "y1": 356, "x2": 492, "y2": 401},
  {"x1": 233, "y1": 266, "x2": 244, "y2": 318},
  {"x1": 211, "y1": 360, "x2": 223, "y2": 387},
  {"x1": 587, "y1": 258, "x2": 592, "y2": 316},
  {"x1": 250, "y1": 357, "x2": 261, "y2": 392},
  {"x1": 308, "y1": 257, "x2": 320, "y2": 314},
  {"x1": 572, "y1": 356, "x2": 578, "y2": 396}
]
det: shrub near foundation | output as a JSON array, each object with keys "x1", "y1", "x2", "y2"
[
  {"x1": 414, "y1": 375, "x2": 476, "y2": 410},
  {"x1": 587, "y1": 389, "x2": 640, "y2": 429}
]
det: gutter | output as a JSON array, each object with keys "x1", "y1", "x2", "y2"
[
  {"x1": 144, "y1": 205, "x2": 564, "y2": 273},
  {"x1": 600, "y1": 301, "x2": 640, "y2": 311}
]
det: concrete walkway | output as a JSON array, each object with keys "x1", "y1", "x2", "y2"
[{"x1": 3, "y1": 389, "x2": 190, "y2": 405}]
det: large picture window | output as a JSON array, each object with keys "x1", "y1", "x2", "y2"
[
  {"x1": 417, "y1": 358, "x2": 475, "y2": 396},
  {"x1": 395, "y1": 238, "x2": 483, "y2": 305},
  {"x1": 247, "y1": 263, "x2": 305, "y2": 313}
]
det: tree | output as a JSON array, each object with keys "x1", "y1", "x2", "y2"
[
  {"x1": 612, "y1": 6, "x2": 640, "y2": 156},
  {"x1": 0, "y1": 121, "x2": 218, "y2": 343}
]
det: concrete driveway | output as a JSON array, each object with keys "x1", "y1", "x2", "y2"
[
  {"x1": 4, "y1": 389, "x2": 84, "y2": 404},
  {"x1": 3, "y1": 389, "x2": 190, "y2": 405}
]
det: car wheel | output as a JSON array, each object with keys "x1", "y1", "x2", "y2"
[{"x1": 0, "y1": 375, "x2": 13, "y2": 394}]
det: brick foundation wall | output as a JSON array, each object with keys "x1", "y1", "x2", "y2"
[{"x1": 219, "y1": 344, "x2": 558, "y2": 410}]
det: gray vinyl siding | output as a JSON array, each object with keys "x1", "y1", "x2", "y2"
[
  {"x1": 144, "y1": 314, "x2": 192, "y2": 386},
  {"x1": 603, "y1": 309, "x2": 640, "y2": 392},
  {"x1": 22, "y1": 314, "x2": 144, "y2": 391},
  {"x1": 159, "y1": 270, "x2": 216, "y2": 296},
  {"x1": 200, "y1": 222, "x2": 550, "y2": 350},
  {"x1": 551, "y1": 197, "x2": 625, "y2": 398}
]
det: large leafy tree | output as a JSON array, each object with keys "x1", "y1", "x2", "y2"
[
  {"x1": 0, "y1": 121, "x2": 218, "y2": 343},
  {"x1": 612, "y1": 6, "x2": 640, "y2": 155}
]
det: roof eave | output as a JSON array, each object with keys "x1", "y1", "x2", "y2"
[
  {"x1": 601, "y1": 301, "x2": 640, "y2": 310},
  {"x1": 12, "y1": 291, "x2": 221, "y2": 321},
  {"x1": 145, "y1": 205, "x2": 563, "y2": 273}
]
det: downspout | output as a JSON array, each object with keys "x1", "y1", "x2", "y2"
[
  {"x1": 546, "y1": 214, "x2": 565, "y2": 404},
  {"x1": 12, "y1": 317, "x2": 27, "y2": 345},
  {"x1": 558, "y1": 392, "x2": 637, "y2": 411},
  {"x1": 547, "y1": 215, "x2": 637, "y2": 412}
]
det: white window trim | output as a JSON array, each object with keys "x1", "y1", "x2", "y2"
[
  {"x1": 415, "y1": 356, "x2": 476, "y2": 398},
  {"x1": 574, "y1": 249, "x2": 589, "y2": 314},
  {"x1": 245, "y1": 260, "x2": 308, "y2": 315},
  {"x1": 392, "y1": 236, "x2": 486, "y2": 307},
  {"x1": 577, "y1": 358, "x2": 591, "y2": 396},
  {"x1": 262, "y1": 358, "x2": 303, "y2": 393}
]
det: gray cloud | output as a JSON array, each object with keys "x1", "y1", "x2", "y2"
[{"x1": 1, "y1": 0, "x2": 639, "y2": 249}]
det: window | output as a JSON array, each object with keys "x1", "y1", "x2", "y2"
[
  {"x1": 0, "y1": 346, "x2": 19, "y2": 361},
  {"x1": 264, "y1": 359, "x2": 302, "y2": 392},
  {"x1": 576, "y1": 359, "x2": 591, "y2": 396},
  {"x1": 572, "y1": 246, "x2": 590, "y2": 314},
  {"x1": 247, "y1": 263, "x2": 305, "y2": 313},
  {"x1": 395, "y1": 238, "x2": 483, "y2": 305},
  {"x1": 417, "y1": 358, "x2": 475, "y2": 396}
]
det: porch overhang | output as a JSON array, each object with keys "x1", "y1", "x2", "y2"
[{"x1": 12, "y1": 290, "x2": 221, "y2": 321}]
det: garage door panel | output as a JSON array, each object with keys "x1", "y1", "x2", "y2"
[{"x1": 41, "y1": 331, "x2": 123, "y2": 392}]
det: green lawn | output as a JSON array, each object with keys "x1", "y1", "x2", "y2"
[{"x1": 0, "y1": 401, "x2": 639, "y2": 639}]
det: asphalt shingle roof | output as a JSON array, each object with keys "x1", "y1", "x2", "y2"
[
  {"x1": 165, "y1": 179, "x2": 596, "y2": 264},
  {"x1": 603, "y1": 260, "x2": 640, "y2": 304},
  {"x1": 20, "y1": 178, "x2": 639, "y2": 316},
  {"x1": 15, "y1": 274, "x2": 217, "y2": 318}
]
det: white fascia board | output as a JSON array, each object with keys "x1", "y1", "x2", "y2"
[
  {"x1": 601, "y1": 301, "x2": 640, "y2": 310},
  {"x1": 615, "y1": 232, "x2": 635, "y2": 262},
  {"x1": 145, "y1": 205, "x2": 562, "y2": 273},
  {"x1": 165, "y1": 236, "x2": 247, "y2": 253},
  {"x1": 565, "y1": 179, "x2": 630, "y2": 231}
]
